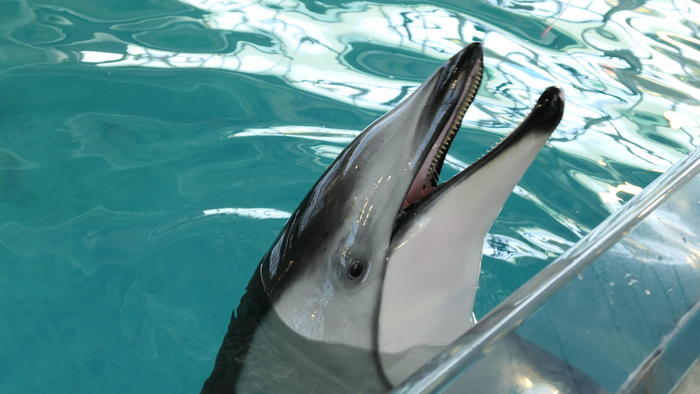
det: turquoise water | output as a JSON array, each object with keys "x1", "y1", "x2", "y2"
[{"x1": 1, "y1": 0, "x2": 698, "y2": 392}]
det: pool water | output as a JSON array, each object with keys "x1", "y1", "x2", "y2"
[{"x1": 1, "y1": 0, "x2": 698, "y2": 392}]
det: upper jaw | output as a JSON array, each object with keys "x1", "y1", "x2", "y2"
[{"x1": 402, "y1": 42, "x2": 484, "y2": 208}]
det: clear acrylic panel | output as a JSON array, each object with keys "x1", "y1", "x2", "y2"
[{"x1": 395, "y1": 147, "x2": 700, "y2": 394}]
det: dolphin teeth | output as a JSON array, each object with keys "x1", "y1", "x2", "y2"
[{"x1": 423, "y1": 61, "x2": 485, "y2": 188}]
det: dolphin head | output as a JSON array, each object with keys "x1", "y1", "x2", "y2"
[
  {"x1": 260, "y1": 43, "x2": 484, "y2": 345},
  {"x1": 256, "y1": 42, "x2": 564, "y2": 377}
]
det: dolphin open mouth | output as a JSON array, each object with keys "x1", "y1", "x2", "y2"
[
  {"x1": 402, "y1": 43, "x2": 484, "y2": 209},
  {"x1": 401, "y1": 43, "x2": 564, "y2": 213}
]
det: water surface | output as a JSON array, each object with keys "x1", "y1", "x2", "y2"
[{"x1": 1, "y1": 0, "x2": 699, "y2": 392}]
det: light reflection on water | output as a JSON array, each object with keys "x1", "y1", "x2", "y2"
[
  {"x1": 0, "y1": 0, "x2": 699, "y2": 392},
  {"x1": 79, "y1": 0, "x2": 699, "y2": 170}
]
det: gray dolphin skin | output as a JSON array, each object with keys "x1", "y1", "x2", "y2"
[{"x1": 201, "y1": 42, "x2": 565, "y2": 393}]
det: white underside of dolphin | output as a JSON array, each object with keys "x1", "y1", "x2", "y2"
[{"x1": 379, "y1": 130, "x2": 555, "y2": 384}]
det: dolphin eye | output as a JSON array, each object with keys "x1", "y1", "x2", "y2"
[{"x1": 348, "y1": 260, "x2": 364, "y2": 279}]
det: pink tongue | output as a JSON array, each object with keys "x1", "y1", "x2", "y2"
[{"x1": 402, "y1": 156, "x2": 437, "y2": 209}]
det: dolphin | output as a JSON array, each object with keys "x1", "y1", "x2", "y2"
[{"x1": 201, "y1": 42, "x2": 565, "y2": 393}]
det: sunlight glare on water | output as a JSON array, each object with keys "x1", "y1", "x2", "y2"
[{"x1": 0, "y1": 0, "x2": 699, "y2": 392}]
